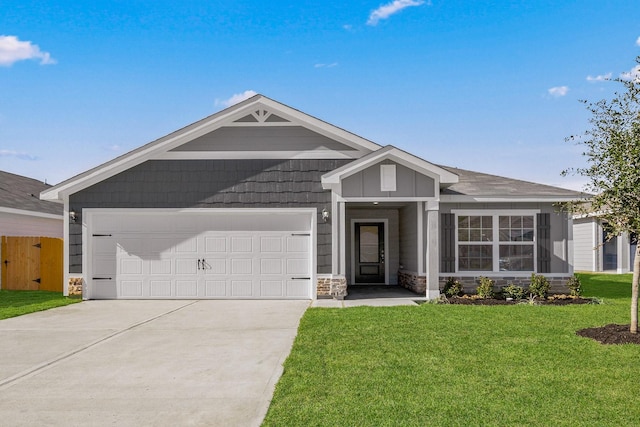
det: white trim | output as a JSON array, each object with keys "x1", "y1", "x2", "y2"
[
  {"x1": 441, "y1": 195, "x2": 580, "y2": 203},
  {"x1": 417, "y1": 202, "x2": 424, "y2": 274},
  {"x1": 350, "y1": 218, "x2": 389, "y2": 285},
  {"x1": 0, "y1": 206, "x2": 62, "y2": 220},
  {"x1": 155, "y1": 150, "x2": 362, "y2": 160},
  {"x1": 451, "y1": 209, "x2": 540, "y2": 274},
  {"x1": 63, "y1": 197, "x2": 70, "y2": 297},
  {"x1": 339, "y1": 197, "x2": 439, "y2": 202},
  {"x1": 339, "y1": 201, "x2": 346, "y2": 276},
  {"x1": 331, "y1": 192, "x2": 339, "y2": 275}
]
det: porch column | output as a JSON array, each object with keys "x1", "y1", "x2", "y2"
[
  {"x1": 425, "y1": 201, "x2": 440, "y2": 299},
  {"x1": 618, "y1": 232, "x2": 631, "y2": 274}
]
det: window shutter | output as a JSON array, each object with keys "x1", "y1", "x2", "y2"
[
  {"x1": 537, "y1": 213, "x2": 551, "y2": 273},
  {"x1": 441, "y1": 213, "x2": 455, "y2": 273}
]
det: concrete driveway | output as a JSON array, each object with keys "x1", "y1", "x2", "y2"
[{"x1": 0, "y1": 300, "x2": 309, "y2": 426}]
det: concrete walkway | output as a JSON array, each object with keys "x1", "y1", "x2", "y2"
[
  {"x1": 312, "y1": 285, "x2": 425, "y2": 308},
  {"x1": 0, "y1": 300, "x2": 308, "y2": 427}
]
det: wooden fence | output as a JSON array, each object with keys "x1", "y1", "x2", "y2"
[{"x1": 1, "y1": 236, "x2": 63, "y2": 292}]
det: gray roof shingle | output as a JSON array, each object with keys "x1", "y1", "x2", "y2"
[
  {"x1": 0, "y1": 171, "x2": 63, "y2": 216},
  {"x1": 439, "y1": 165, "x2": 585, "y2": 198}
]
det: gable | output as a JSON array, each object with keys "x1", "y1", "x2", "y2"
[
  {"x1": 41, "y1": 95, "x2": 382, "y2": 201},
  {"x1": 342, "y1": 160, "x2": 436, "y2": 198}
]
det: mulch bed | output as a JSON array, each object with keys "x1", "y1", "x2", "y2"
[
  {"x1": 446, "y1": 296, "x2": 594, "y2": 306},
  {"x1": 576, "y1": 324, "x2": 640, "y2": 345}
]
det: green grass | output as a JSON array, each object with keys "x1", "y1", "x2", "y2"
[
  {"x1": 263, "y1": 273, "x2": 639, "y2": 426},
  {"x1": 0, "y1": 290, "x2": 80, "y2": 320}
]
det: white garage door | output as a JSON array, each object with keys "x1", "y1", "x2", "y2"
[{"x1": 87, "y1": 210, "x2": 314, "y2": 299}]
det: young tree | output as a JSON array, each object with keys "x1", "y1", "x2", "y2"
[{"x1": 563, "y1": 56, "x2": 640, "y2": 333}]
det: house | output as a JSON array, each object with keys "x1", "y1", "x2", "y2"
[
  {"x1": 40, "y1": 95, "x2": 585, "y2": 300},
  {"x1": 1, "y1": 170, "x2": 63, "y2": 289},
  {"x1": 573, "y1": 215, "x2": 637, "y2": 273}
]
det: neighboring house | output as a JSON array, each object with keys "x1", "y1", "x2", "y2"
[
  {"x1": 573, "y1": 215, "x2": 637, "y2": 273},
  {"x1": 40, "y1": 95, "x2": 584, "y2": 300},
  {"x1": 1, "y1": 170, "x2": 63, "y2": 289}
]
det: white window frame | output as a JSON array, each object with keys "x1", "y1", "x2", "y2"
[
  {"x1": 380, "y1": 164, "x2": 397, "y2": 192},
  {"x1": 452, "y1": 209, "x2": 539, "y2": 274}
]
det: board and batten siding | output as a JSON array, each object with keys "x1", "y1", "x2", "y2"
[
  {"x1": 342, "y1": 160, "x2": 436, "y2": 198},
  {"x1": 68, "y1": 158, "x2": 352, "y2": 274},
  {"x1": 399, "y1": 204, "x2": 419, "y2": 272}
]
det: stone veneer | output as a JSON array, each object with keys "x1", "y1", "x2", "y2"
[
  {"x1": 317, "y1": 276, "x2": 348, "y2": 299},
  {"x1": 398, "y1": 270, "x2": 427, "y2": 294},
  {"x1": 438, "y1": 275, "x2": 572, "y2": 295},
  {"x1": 68, "y1": 277, "x2": 84, "y2": 296}
]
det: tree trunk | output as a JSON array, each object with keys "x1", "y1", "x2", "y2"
[{"x1": 631, "y1": 244, "x2": 640, "y2": 334}]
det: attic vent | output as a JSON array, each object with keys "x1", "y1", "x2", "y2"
[
  {"x1": 380, "y1": 164, "x2": 397, "y2": 192},
  {"x1": 233, "y1": 110, "x2": 291, "y2": 124},
  {"x1": 234, "y1": 114, "x2": 259, "y2": 123}
]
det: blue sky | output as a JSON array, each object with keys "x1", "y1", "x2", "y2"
[{"x1": 1, "y1": 1, "x2": 639, "y2": 190}]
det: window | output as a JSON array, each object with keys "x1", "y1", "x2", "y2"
[
  {"x1": 456, "y1": 212, "x2": 536, "y2": 272},
  {"x1": 380, "y1": 164, "x2": 397, "y2": 192}
]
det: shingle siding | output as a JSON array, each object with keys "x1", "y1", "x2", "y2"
[{"x1": 69, "y1": 159, "x2": 351, "y2": 273}]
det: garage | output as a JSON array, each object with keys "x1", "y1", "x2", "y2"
[{"x1": 84, "y1": 209, "x2": 315, "y2": 299}]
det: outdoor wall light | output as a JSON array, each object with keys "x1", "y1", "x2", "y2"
[
  {"x1": 321, "y1": 208, "x2": 330, "y2": 222},
  {"x1": 69, "y1": 210, "x2": 78, "y2": 223}
]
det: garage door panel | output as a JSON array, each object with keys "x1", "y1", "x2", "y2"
[
  {"x1": 89, "y1": 212, "x2": 312, "y2": 299},
  {"x1": 231, "y1": 280, "x2": 253, "y2": 297},
  {"x1": 150, "y1": 280, "x2": 172, "y2": 297},
  {"x1": 287, "y1": 280, "x2": 309, "y2": 297},
  {"x1": 176, "y1": 280, "x2": 198, "y2": 297},
  {"x1": 260, "y1": 280, "x2": 284, "y2": 297},
  {"x1": 231, "y1": 237, "x2": 253, "y2": 252},
  {"x1": 260, "y1": 258, "x2": 283, "y2": 274},
  {"x1": 204, "y1": 237, "x2": 227, "y2": 253},
  {"x1": 205, "y1": 280, "x2": 227, "y2": 297}
]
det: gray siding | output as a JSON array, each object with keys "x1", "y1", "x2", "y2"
[
  {"x1": 342, "y1": 160, "x2": 435, "y2": 198},
  {"x1": 399, "y1": 204, "x2": 418, "y2": 272},
  {"x1": 69, "y1": 159, "x2": 351, "y2": 273}
]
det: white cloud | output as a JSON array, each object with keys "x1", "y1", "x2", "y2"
[
  {"x1": 0, "y1": 35, "x2": 56, "y2": 66},
  {"x1": 343, "y1": 24, "x2": 354, "y2": 31},
  {"x1": 586, "y1": 72, "x2": 612, "y2": 82},
  {"x1": 367, "y1": 0, "x2": 427, "y2": 26},
  {"x1": 314, "y1": 62, "x2": 338, "y2": 68},
  {"x1": 0, "y1": 149, "x2": 38, "y2": 160},
  {"x1": 548, "y1": 86, "x2": 569, "y2": 97},
  {"x1": 215, "y1": 90, "x2": 258, "y2": 108},
  {"x1": 620, "y1": 65, "x2": 640, "y2": 82},
  {"x1": 636, "y1": 36, "x2": 640, "y2": 46}
]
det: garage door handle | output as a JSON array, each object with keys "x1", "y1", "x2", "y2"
[
  {"x1": 92, "y1": 277, "x2": 112, "y2": 280},
  {"x1": 291, "y1": 277, "x2": 310, "y2": 280},
  {"x1": 197, "y1": 259, "x2": 201, "y2": 270}
]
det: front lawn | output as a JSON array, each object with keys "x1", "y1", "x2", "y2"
[
  {"x1": 0, "y1": 290, "x2": 80, "y2": 320},
  {"x1": 263, "y1": 273, "x2": 639, "y2": 426}
]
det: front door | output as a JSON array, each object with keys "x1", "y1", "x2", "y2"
[{"x1": 355, "y1": 222, "x2": 385, "y2": 283}]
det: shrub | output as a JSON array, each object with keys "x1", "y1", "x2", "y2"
[
  {"x1": 501, "y1": 284, "x2": 525, "y2": 300},
  {"x1": 528, "y1": 274, "x2": 550, "y2": 299},
  {"x1": 476, "y1": 276, "x2": 495, "y2": 299},
  {"x1": 566, "y1": 275, "x2": 582, "y2": 297},
  {"x1": 443, "y1": 277, "x2": 464, "y2": 297}
]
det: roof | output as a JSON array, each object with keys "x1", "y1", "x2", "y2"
[
  {"x1": 439, "y1": 165, "x2": 587, "y2": 201},
  {"x1": 41, "y1": 94, "x2": 382, "y2": 202},
  {"x1": 0, "y1": 170, "x2": 63, "y2": 217}
]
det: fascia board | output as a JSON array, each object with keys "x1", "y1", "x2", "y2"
[
  {"x1": 439, "y1": 195, "x2": 587, "y2": 203},
  {"x1": 0, "y1": 206, "x2": 63, "y2": 220}
]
